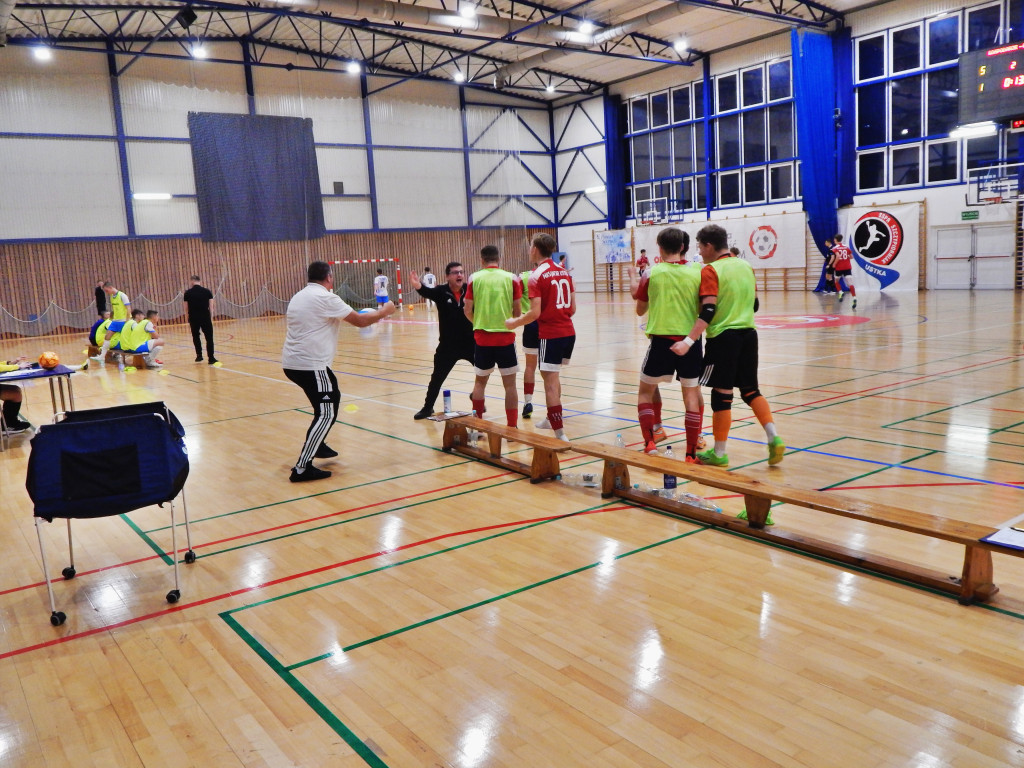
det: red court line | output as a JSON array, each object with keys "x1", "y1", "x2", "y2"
[
  {"x1": 873, "y1": 395, "x2": 954, "y2": 406},
  {"x1": 0, "y1": 507, "x2": 621, "y2": 661},
  {"x1": 833, "y1": 481, "x2": 1024, "y2": 491}
]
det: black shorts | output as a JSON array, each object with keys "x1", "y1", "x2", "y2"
[
  {"x1": 700, "y1": 328, "x2": 759, "y2": 391},
  {"x1": 538, "y1": 335, "x2": 575, "y2": 372},
  {"x1": 522, "y1": 320, "x2": 540, "y2": 352},
  {"x1": 474, "y1": 343, "x2": 518, "y2": 376},
  {"x1": 641, "y1": 336, "x2": 703, "y2": 385},
  {"x1": 835, "y1": 268, "x2": 852, "y2": 277}
]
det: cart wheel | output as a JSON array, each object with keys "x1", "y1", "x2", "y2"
[
  {"x1": 50, "y1": 611, "x2": 66, "y2": 626},
  {"x1": 61, "y1": 566, "x2": 76, "y2": 580},
  {"x1": 166, "y1": 589, "x2": 180, "y2": 604},
  {"x1": 184, "y1": 550, "x2": 197, "y2": 565}
]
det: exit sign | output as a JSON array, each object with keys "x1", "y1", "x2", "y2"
[{"x1": 962, "y1": 210, "x2": 980, "y2": 220}]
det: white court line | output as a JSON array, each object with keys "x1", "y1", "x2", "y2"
[{"x1": 210, "y1": 365, "x2": 420, "y2": 411}]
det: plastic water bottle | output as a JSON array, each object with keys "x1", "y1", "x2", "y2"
[
  {"x1": 632, "y1": 481, "x2": 653, "y2": 494},
  {"x1": 442, "y1": 390, "x2": 452, "y2": 415},
  {"x1": 560, "y1": 472, "x2": 580, "y2": 486},
  {"x1": 117, "y1": 354, "x2": 125, "y2": 373},
  {"x1": 679, "y1": 492, "x2": 722, "y2": 513},
  {"x1": 662, "y1": 445, "x2": 677, "y2": 497},
  {"x1": 615, "y1": 433, "x2": 625, "y2": 449},
  {"x1": 580, "y1": 471, "x2": 599, "y2": 488}
]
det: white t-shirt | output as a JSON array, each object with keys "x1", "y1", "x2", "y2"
[
  {"x1": 422, "y1": 272, "x2": 437, "y2": 288},
  {"x1": 282, "y1": 283, "x2": 354, "y2": 370},
  {"x1": 374, "y1": 275, "x2": 389, "y2": 297}
]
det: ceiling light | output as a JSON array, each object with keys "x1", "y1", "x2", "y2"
[
  {"x1": 585, "y1": 185, "x2": 606, "y2": 194},
  {"x1": 191, "y1": 44, "x2": 208, "y2": 59},
  {"x1": 578, "y1": 20, "x2": 595, "y2": 35},
  {"x1": 133, "y1": 193, "x2": 172, "y2": 201},
  {"x1": 346, "y1": 60, "x2": 361, "y2": 74},
  {"x1": 673, "y1": 39, "x2": 688, "y2": 53},
  {"x1": 453, "y1": 70, "x2": 466, "y2": 82},
  {"x1": 546, "y1": 83, "x2": 555, "y2": 93},
  {"x1": 460, "y1": 3, "x2": 477, "y2": 18},
  {"x1": 32, "y1": 46, "x2": 53, "y2": 62},
  {"x1": 949, "y1": 121, "x2": 997, "y2": 139}
]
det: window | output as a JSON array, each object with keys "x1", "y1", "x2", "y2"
[
  {"x1": 891, "y1": 144, "x2": 921, "y2": 186},
  {"x1": 742, "y1": 67, "x2": 764, "y2": 107},
  {"x1": 717, "y1": 73, "x2": 738, "y2": 112},
  {"x1": 672, "y1": 86, "x2": 690, "y2": 123},
  {"x1": 927, "y1": 14, "x2": 959, "y2": 65},
  {"x1": 718, "y1": 171, "x2": 741, "y2": 206},
  {"x1": 890, "y1": 76, "x2": 922, "y2": 141},
  {"x1": 768, "y1": 60, "x2": 791, "y2": 100},
  {"x1": 679, "y1": 177, "x2": 694, "y2": 211},
  {"x1": 858, "y1": 35, "x2": 886, "y2": 81},
  {"x1": 768, "y1": 104, "x2": 794, "y2": 160},
  {"x1": 891, "y1": 24, "x2": 922, "y2": 73},
  {"x1": 858, "y1": 150, "x2": 886, "y2": 190},
  {"x1": 926, "y1": 139, "x2": 959, "y2": 183},
  {"x1": 858, "y1": 83, "x2": 887, "y2": 145},
  {"x1": 693, "y1": 81, "x2": 705, "y2": 119},
  {"x1": 694, "y1": 121, "x2": 707, "y2": 171},
  {"x1": 651, "y1": 92, "x2": 670, "y2": 128},
  {"x1": 927, "y1": 69, "x2": 959, "y2": 137},
  {"x1": 965, "y1": 133, "x2": 999, "y2": 170},
  {"x1": 744, "y1": 168, "x2": 766, "y2": 204},
  {"x1": 631, "y1": 135, "x2": 652, "y2": 182},
  {"x1": 769, "y1": 163, "x2": 794, "y2": 200},
  {"x1": 743, "y1": 109, "x2": 766, "y2": 164},
  {"x1": 1012, "y1": 0, "x2": 1024, "y2": 43},
  {"x1": 631, "y1": 98, "x2": 649, "y2": 132},
  {"x1": 652, "y1": 130, "x2": 672, "y2": 179},
  {"x1": 673, "y1": 124, "x2": 693, "y2": 175},
  {"x1": 967, "y1": 4, "x2": 1001, "y2": 52},
  {"x1": 717, "y1": 115, "x2": 740, "y2": 167},
  {"x1": 696, "y1": 175, "x2": 707, "y2": 209}
]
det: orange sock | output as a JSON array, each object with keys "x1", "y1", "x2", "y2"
[
  {"x1": 712, "y1": 410, "x2": 731, "y2": 442},
  {"x1": 748, "y1": 395, "x2": 774, "y2": 428}
]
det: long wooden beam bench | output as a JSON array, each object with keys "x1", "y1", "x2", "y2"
[
  {"x1": 442, "y1": 415, "x2": 573, "y2": 483},
  {"x1": 570, "y1": 440, "x2": 1008, "y2": 606}
]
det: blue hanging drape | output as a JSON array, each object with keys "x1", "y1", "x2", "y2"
[
  {"x1": 604, "y1": 94, "x2": 626, "y2": 229},
  {"x1": 188, "y1": 112, "x2": 326, "y2": 242}
]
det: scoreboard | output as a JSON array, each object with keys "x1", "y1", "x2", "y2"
[{"x1": 959, "y1": 43, "x2": 1024, "y2": 124}]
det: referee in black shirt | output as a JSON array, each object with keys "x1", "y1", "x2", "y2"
[
  {"x1": 411, "y1": 262, "x2": 475, "y2": 420},
  {"x1": 183, "y1": 275, "x2": 218, "y2": 364}
]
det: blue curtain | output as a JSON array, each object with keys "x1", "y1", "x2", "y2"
[
  {"x1": 604, "y1": 94, "x2": 626, "y2": 229},
  {"x1": 792, "y1": 29, "x2": 839, "y2": 291},
  {"x1": 833, "y1": 27, "x2": 855, "y2": 208},
  {"x1": 188, "y1": 112, "x2": 326, "y2": 242}
]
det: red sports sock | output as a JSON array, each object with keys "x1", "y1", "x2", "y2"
[
  {"x1": 505, "y1": 408, "x2": 518, "y2": 428},
  {"x1": 638, "y1": 404, "x2": 655, "y2": 444},
  {"x1": 684, "y1": 410, "x2": 701, "y2": 456},
  {"x1": 524, "y1": 382, "x2": 535, "y2": 396},
  {"x1": 472, "y1": 398, "x2": 485, "y2": 418},
  {"x1": 849, "y1": 285, "x2": 857, "y2": 296},
  {"x1": 547, "y1": 405, "x2": 563, "y2": 431},
  {"x1": 652, "y1": 400, "x2": 662, "y2": 426}
]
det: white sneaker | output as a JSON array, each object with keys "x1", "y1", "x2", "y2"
[{"x1": 535, "y1": 418, "x2": 552, "y2": 430}]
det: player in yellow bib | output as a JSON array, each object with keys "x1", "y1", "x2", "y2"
[
  {"x1": 673, "y1": 224, "x2": 784, "y2": 468},
  {"x1": 518, "y1": 268, "x2": 539, "y2": 418},
  {"x1": 92, "y1": 281, "x2": 132, "y2": 362}
]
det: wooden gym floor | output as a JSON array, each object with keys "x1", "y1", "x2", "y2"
[{"x1": 1, "y1": 289, "x2": 1023, "y2": 768}]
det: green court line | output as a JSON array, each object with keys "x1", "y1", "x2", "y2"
[
  {"x1": 119, "y1": 513, "x2": 175, "y2": 566},
  {"x1": 884, "y1": 385, "x2": 1024, "y2": 428}
]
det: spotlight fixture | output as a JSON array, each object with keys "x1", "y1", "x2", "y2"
[
  {"x1": 453, "y1": 70, "x2": 466, "y2": 83},
  {"x1": 346, "y1": 60, "x2": 361, "y2": 74},
  {"x1": 578, "y1": 20, "x2": 595, "y2": 35},
  {"x1": 191, "y1": 44, "x2": 208, "y2": 59},
  {"x1": 175, "y1": 8, "x2": 198, "y2": 30},
  {"x1": 459, "y1": 3, "x2": 477, "y2": 19},
  {"x1": 673, "y1": 39, "x2": 688, "y2": 53},
  {"x1": 32, "y1": 46, "x2": 53, "y2": 61},
  {"x1": 133, "y1": 193, "x2": 172, "y2": 201},
  {"x1": 546, "y1": 83, "x2": 555, "y2": 93},
  {"x1": 949, "y1": 121, "x2": 997, "y2": 139}
]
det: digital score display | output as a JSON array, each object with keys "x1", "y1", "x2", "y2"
[{"x1": 959, "y1": 43, "x2": 1024, "y2": 124}]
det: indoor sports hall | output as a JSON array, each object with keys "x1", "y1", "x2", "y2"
[{"x1": 2, "y1": 0, "x2": 1024, "y2": 766}]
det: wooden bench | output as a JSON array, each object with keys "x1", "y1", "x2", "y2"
[
  {"x1": 570, "y1": 441, "x2": 1007, "y2": 605},
  {"x1": 442, "y1": 416, "x2": 572, "y2": 483},
  {"x1": 88, "y1": 345, "x2": 145, "y2": 367}
]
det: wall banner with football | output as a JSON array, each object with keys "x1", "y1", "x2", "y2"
[
  {"x1": 840, "y1": 203, "x2": 920, "y2": 292},
  {"x1": 633, "y1": 212, "x2": 806, "y2": 269},
  {"x1": 594, "y1": 229, "x2": 632, "y2": 264}
]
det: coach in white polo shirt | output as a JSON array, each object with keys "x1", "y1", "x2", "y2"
[{"x1": 282, "y1": 261, "x2": 395, "y2": 483}]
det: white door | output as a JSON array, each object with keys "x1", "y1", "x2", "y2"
[{"x1": 933, "y1": 224, "x2": 1015, "y2": 289}]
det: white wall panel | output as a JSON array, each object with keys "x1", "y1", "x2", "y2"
[
  {"x1": 554, "y1": 99, "x2": 604, "y2": 149},
  {"x1": 475, "y1": 197, "x2": 550, "y2": 227},
  {"x1": 317, "y1": 147, "x2": 370, "y2": 195},
  {"x1": 470, "y1": 154, "x2": 549, "y2": 197},
  {"x1": 558, "y1": 193, "x2": 605, "y2": 225},
  {"x1": 0, "y1": 138, "x2": 125, "y2": 238},
  {"x1": 0, "y1": 73, "x2": 114, "y2": 135},
  {"x1": 518, "y1": 109, "x2": 553, "y2": 150},
  {"x1": 324, "y1": 198, "x2": 373, "y2": 231},
  {"x1": 521, "y1": 153, "x2": 554, "y2": 191},
  {"x1": 133, "y1": 198, "x2": 200, "y2": 236},
  {"x1": 126, "y1": 141, "x2": 196, "y2": 195},
  {"x1": 374, "y1": 149, "x2": 467, "y2": 229},
  {"x1": 555, "y1": 147, "x2": 604, "y2": 193},
  {"x1": 369, "y1": 99, "x2": 463, "y2": 148},
  {"x1": 253, "y1": 67, "x2": 365, "y2": 145}
]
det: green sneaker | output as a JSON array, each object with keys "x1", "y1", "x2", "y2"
[
  {"x1": 737, "y1": 509, "x2": 776, "y2": 526},
  {"x1": 696, "y1": 448, "x2": 728, "y2": 467},
  {"x1": 767, "y1": 436, "x2": 785, "y2": 466}
]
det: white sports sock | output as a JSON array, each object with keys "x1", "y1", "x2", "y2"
[
  {"x1": 524, "y1": 393, "x2": 533, "y2": 404},
  {"x1": 714, "y1": 440, "x2": 728, "y2": 456},
  {"x1": 764, "y1": 422, "x2": 778, "y2": 440}
]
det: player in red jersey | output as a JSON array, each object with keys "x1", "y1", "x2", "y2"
[
  {"x1": 635, "y1": 248, "x2": 651, "y2": 278},
  {"x1": 829, "y1": 233, "x2": 857, "y2": 309},
  {"x1": 506, "y1": 233, "x2": 576, "y2": 441}
]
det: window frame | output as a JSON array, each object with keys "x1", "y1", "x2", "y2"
[
  {"x1": 717, "y1": 170, "x2": 742, "y2": 207},
  {"x1": 768, "y1": 162, "x2": 795, "y2": 202},
  {"x1": 743, "y1": 167, "x2": 767, "y2": 205},
  {"x1": 856, "y1": 33, "x2": 887, "y2": 83},
  {"x1": 925, "y1": 138, "x2": 960, "y2": 184},
  {"x1": 890, "y1": 143, "x2": 923, "y2": 188},
  {"x1": 857, "y1": 149, "x2": 888, "y2": 191},
  {"x1": 926, "y1": 12, "x2": 961, "y2": 67},
  {"x1": 889, "y1": 21, "x2": 924, "y2": 75}
]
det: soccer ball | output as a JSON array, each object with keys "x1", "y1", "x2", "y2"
[{"x1": 39, "y1": 351, "x2": 60, "y2": 369}]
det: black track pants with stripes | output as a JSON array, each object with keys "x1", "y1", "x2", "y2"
[{"x1": 284, "y1": 367, "x2": 341, "y2": 469}]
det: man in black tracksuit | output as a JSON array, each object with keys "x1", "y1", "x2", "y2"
[{"x1": 411, "y1": 262, "x2": 475, "y2": 420}]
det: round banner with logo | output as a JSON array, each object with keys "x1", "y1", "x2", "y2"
[{"x1": 841, "y1": 203, "x2": 919, "y2": 291}]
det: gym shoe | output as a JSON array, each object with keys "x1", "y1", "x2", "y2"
[
  {"x1": 767, "y1": 436, "x2": 785, "y2": 466},
  {"x1": 837, "y1": 291, "x2": 844, "y2": 300},
  {"x1": 208, "y1": 358, "x2": 218, "y2": 365},
  {"x1": 651, "y1": 425, "x2": 667, "y2": 443},
  {"x1": 696, "y1": 434, "x2": 707, "y2": 450},
  {"x1": 315, "y1": 444, "x2": 339, "y2": 458},
  {"x1": 3, "y1": 420, "x2": 33, "y2": 435},
  {"x1": 685, "y1": 455, "x2": 699, "y2": 464},
  {"x1": 522, "y1": 402, "x2": 533, "y2": 418},
  {"x1": 535, "y1": 417, "x2": 552, "y2": 430},
  {"x1": 737, "y1": 508, "x2": 775, "y2": 526},
  {"x1": 195, "y1": 356, "x2": 203, "y2": 363},
  {"x1": 289, "y1": 464, "x2": 332, "y2": 482},
  {"x1": 643, "y1": 441, "x2": 659, "y2": 455},
  {"x1": 413, "y1": 407, "x2": 433, "y2": 420},
  {"x1": 696, "y1": 448, "x2": 729, "y2": 467},
  {"x1": 851, "y1": 298, "x2": 857, "y2": 310}
]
